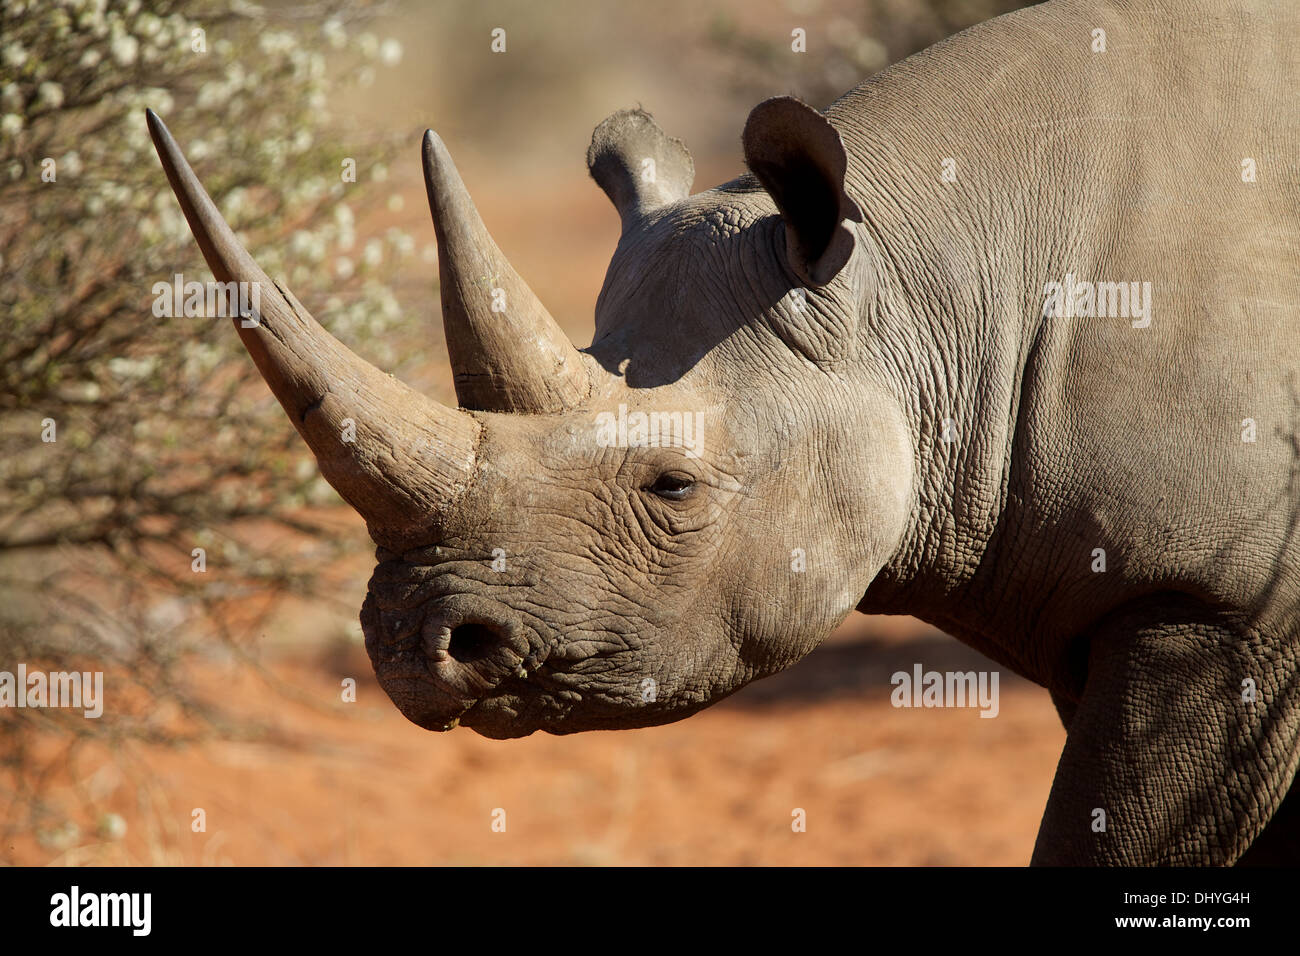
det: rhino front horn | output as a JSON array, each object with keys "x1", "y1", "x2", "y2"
[
  {"x1": 421, "y1": 130, "x2": 589, "y2": 413},
  {"x1": 146, "y1": 109, "x2": 479, "y2": 544}
]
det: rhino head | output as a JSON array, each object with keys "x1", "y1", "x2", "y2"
[{"x1": 147, "y1": 99, "x2": 915, "y2": 738}]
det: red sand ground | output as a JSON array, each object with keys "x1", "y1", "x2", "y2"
[{"x1": 9, "y1": 614, "x2": 1065, "y2": 866}]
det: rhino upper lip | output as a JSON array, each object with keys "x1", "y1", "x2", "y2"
[{"x1": 420, "y1": 641, "x2": 561, "y2": 731}]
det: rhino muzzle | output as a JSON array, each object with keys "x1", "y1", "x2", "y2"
[{"x1": 361, "y1": 587, "x2": 551, "y2": 732}]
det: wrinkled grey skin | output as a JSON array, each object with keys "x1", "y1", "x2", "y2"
[{"x1": 155, "y1": 0, "x2": 1300, "y2": 865}]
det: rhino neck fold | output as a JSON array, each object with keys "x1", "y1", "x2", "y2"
[{"x1": 832, "y1": 89, "x2": 1054, "y2": 667}]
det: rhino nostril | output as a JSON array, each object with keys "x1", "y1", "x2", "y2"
[{"x1": 448, "y1": 622, "x2": 498, "y2": 663}]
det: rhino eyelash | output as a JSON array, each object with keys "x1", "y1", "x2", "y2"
[{"x1": 645, "y1": 472, "x2": 697, "y2": 501}]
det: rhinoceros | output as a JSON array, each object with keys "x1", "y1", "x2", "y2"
[{"x1": 146, "y1": 0, "x2": 1300, "y2": 865}]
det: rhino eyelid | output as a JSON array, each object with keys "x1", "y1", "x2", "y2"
[{"x1": 644, "y1": 471, "x2": 697, "y2": 501}]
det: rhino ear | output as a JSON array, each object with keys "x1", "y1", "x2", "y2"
[
  {"x1": 743, "y1": 96, "x2": 864, "y2": 287},
  {"x1": 587, "y1": 108, "x2": 694, "y2": 232}
]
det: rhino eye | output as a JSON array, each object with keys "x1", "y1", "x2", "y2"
[{"x1": 647, "y1": 472, "x2": 696, "y2": 501}]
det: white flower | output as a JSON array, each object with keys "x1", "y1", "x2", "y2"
[
  {"x1": 0, "y1": 84, "x2": 20, "y2": 111},
  {"x1": 36, "y1": 82, "x2": 64, "y2": 110},
  {"x1": 380, "y1": 38, "x2": 402, "y2": 66},
  {"x1": 388, "y1": 230, "x2": 415, "y2": 257},
  {"x1": 259, "y1": 138, "x2": 285, "y2": 164},
  {"x1": 80, "y1": 48, "x2": 102, "y2": 68},
  {"x1": 108, "y1": 356, "x2": 158, "y2": 380},
  {"x1": 322, "y1": 19, "x2": 346, "y2": 50},
  {"x1": 136, "y1": 13, "x2": 161, "y2": 37},
  {"x1": 105, "y1": 183, "x2": 131, "y2": 207},
  {"x1": 123, "y1": 115, "x2": 148, "y2": 151},
  {"x1": 257, "y1": 31, "x2": 295, "y2": 55},
  {"x1": 144, "y1": 87, "x2": 173, "y2": 114},
  {"x1": 160, "y1": 206, "x2": 187, "y2": 241},
  {"x1": 298, "y1": 176, "x2": 325, "y2": 201},
  {"x1": 362, "y1": 239, "x2": 382, "y2": 267},
  {"x1": 2, "y1": 43, "x2": 28, "y2": 68},
  {"x1": 196, "y1": 81, "x2": 230, "y2": 110},
  {"x1": 60, "y1": 150, "x2": 82, "y2": 176},
  {"x1": 290, "y1": 229, "x2": 325, "y2": 262},
  {"x1": 220, "y1": 186, "x2": 247, "y2": 219},
  {"x1": 1, "y1": 114, "x2": 23, "y2": 137},
  {"x1": 371, "y1": 162, "x2": 387, "y2": 183},
  {"x1": 386, "y1": 193, "x2": 403, "y2": 212},
  {"x1": 335, "y1": 256, "x2": 354, "y2": 280},
  {"x1": 110, "y1": 34, "x2": 138, "y2": 66},
  {"x1": 358, "y1": 33, "x2": 379, "y2": 58}
]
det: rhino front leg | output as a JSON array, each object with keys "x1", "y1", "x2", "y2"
[{"x1": 1031, "y1": 600, "x2": 1300, "y2": 865}]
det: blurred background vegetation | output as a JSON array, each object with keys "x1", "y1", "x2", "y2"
[{"x1": 1, "y1": 0, "x2": 1034, "y2": 864}]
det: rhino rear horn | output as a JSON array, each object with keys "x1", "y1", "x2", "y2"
[
  {"x1": 147, "y1": 109, "x2": 479, "y2": 544},
  {"x1": 587, "y1": 107, "x2": 695, "y2": 231},
  {"x1": 742, "y1": 96, "x2": 864, "y2": 288},
  {"x1": 421, "y1": 131, "x2": 589, "y2": 414}
]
